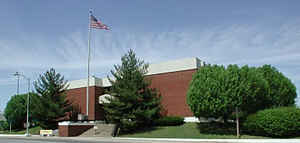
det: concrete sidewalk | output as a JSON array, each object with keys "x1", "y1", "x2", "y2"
[{"x1": 0, "y1": 135, "x2": 300, "y2": 143}]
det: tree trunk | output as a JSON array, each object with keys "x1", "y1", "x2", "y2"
[
  {"x1": 236, "y1": 107, "x2": 240, "y2": 138},
  {"x1": 9, "y1": 122, "x2": 11, "y2": 133},
  {"x1": 223, "y1": 115, "x2": 228, "y2": 124}
]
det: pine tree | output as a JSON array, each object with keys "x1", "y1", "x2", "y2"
[
  {"x1": 103, "y1": 49, "x2": 161, "y2": 133},
  {"x1": 33, "y1": 68, "x2": 72, "y2": 129}
]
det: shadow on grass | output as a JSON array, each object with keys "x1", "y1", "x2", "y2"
[
  {"x1": 0, "y1": 126, "x2": 41, "y2": 135},
  {"x1": 197, "y1": 122, "x2": 237, "y2": 135},
  {"x1": 119, "y1": 126, "x2": 159, "y2": 135}
]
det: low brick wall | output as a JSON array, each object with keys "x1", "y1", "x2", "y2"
[{"x1": 58, "y1": 121, "x2": 94, "y2": 137}]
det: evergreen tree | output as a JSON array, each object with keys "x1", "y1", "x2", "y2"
[
  {"x1": 103, "y1": 49, "x2": 161, "y2": 133},
  {"x1": 33, "y1": 68, "x2": 72, "y2": 129}
]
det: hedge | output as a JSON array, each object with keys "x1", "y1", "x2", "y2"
[
  {"x1": 243, "y1": 107, "x2": 300, "y2": 138},
  {"x1": 154, "y1": 116, "x2": 184, "y2": 126}
]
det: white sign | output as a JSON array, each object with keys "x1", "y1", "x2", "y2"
[
  {"x1": 99, "y1": 94, "x2": 113, "y2": 104},
  {"x1": 40, "y1": 130, "x2": 53, "y2": 136}
]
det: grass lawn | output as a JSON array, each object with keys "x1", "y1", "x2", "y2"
[
  {"x1": 0, "y1": 126, "x2": 41, "y2": 135},
  {"x1": 121, "y1": 123, "x2": 269, "y2": 139}
]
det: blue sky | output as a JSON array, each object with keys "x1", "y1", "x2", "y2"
[{"x1": 0, "y1": 0, "x2": 300, "y2": 111}]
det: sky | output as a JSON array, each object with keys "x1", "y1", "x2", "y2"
[{"x1": 0, "y1": 0, "x2": 300, "y2": 111}]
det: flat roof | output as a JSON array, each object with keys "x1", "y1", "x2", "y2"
[
  {"x1": 67, "y1": 77, "x2": 111, "y2": 89},
  {"x1": 147, "y1": 57, "x2": 202, "y2": 75},
  {"x1": 67, "y1": 57, "x2": 203, "y2": 89}
]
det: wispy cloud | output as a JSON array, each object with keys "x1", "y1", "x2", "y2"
[
  {"x1": 0, "y1": 19, "x2": 300, "y2": 108},
  {"x1": 1, "y1": 20, "x2": 299, "y2": 70}
]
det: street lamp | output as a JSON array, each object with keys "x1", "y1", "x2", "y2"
[
  {"x1": 13, "y1": 72, "x2": 30, "y2": 137},
  {"x1": 13, "y1": 72, "x2": 20, "y2": 95}
]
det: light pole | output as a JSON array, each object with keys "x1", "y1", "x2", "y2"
[
  {"x1": 13, "y1": 72, "x2": 20, "y2": 95},
  {"x1": 12, "y1": 72, "x2": 21, "y2": 133},
  {"x1": 13, "y1": 72, "x2": 30, "y2": 137}
]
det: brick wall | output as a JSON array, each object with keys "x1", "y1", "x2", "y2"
[
  {"x1": 146, "y1": 69, "x2": 197, "y2": 117},
  {"x1": 59, "y1": 125, "x2": 94, "y2": 137},
  {"x1": 65, "y1": 69, "x2": 197, "y2": 119},
  {"x1": 95, "y1": 87, "x2": 105, "y2": 120},
  {"x1": 66, "y1": 86, "x2": 104, "y2": 120}
]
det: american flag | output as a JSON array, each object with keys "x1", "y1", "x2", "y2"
[{"x1": 90, "y1": 15, "x2": 110, "y2": 30}]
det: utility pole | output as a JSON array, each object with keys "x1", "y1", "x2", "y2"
[
  {"x1": 12, "y1": 72, "x2": 21, "y2": 133},
  {"x1": 17, "y1": 73, "x2": 20, "y2": 95},
  {"x1": 13, "y1": 72, "x2": 30, "y2": 137},
  {"x1": 13, "y1": 72, "x2": 20, "y2": 95},
  {"x1": 25, "y1": 77, "x2": 30, "y2": 137}
]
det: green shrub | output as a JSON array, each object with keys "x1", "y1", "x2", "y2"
[
  {"x1": 0, "y1": 121, "x2": 9, "y2": 131},
  {"x1": 243, "y1": 107, "x2": 300, "y2": 138},
  {"x1": 154, "y1": 116, "x2": 184, "y2": 126}
]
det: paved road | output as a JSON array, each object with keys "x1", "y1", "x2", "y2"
[
  {"x1": 1, "y1": 136, "x2": 300, "y2": 143},
  {"x1": 0, "y1": 137, "x2": 215, "y2": 143},
  {"x1": 0, "y1": 137, "x2": 121, "y2": 143},
  {"x1": 0, "y1": 138, "x2": 95, "y2": 143},
  {"x1": 0, "y1": 137, "x2": 200, "y2": 143}
]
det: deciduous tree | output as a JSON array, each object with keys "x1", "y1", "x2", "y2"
[
  {"x1": 187, "y1": 64, "x2": 270, "y2": 137},
  {"x1": 4, "y1": 93, "x2": 38, "y2": 129},
  {"x1": 257, "y1": 65, "x2": 297, "y2": 107}
]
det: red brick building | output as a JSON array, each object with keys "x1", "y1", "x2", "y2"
[{"x1": 65, "y1": 57, "x2": 203, "y2": 122}]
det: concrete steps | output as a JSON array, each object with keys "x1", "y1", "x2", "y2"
[
  {"x1": 94, "y1": 124, "x2": 115, "y2": 137},
  {"x1": 79, "y1": 127, "x2": 95, "y2": 137},
  {"x1": 79, "y1": 123, "x2": 115, "y2": 137}
]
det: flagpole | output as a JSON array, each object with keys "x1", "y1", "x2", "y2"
[{"x1": 86, "y1": 9, "x2": 92, "y2": 119}]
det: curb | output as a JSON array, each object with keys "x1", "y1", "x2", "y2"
[
  {"x1": 0, "y1": 134, "x2": 27, "y2": 137},
  {"x1": 1, "y1": 135, "x2": 300, "y2": 143},
  {"x1": 117, "y1": 137, "x2": 300, "y2": 143}
]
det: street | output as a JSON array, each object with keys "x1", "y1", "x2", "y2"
[
  {"x1": 0, "y1": 137, "x2": 186, "y2": 143},
  {"x1": 1, "y1": 137, "x2": 300, "y2": 143},
  {"x1": 0, "y1": 137, "x2": 99, "y2": 143},
  {"x1": 0, "y1": 136, "x2": 216, "y2": 143}
]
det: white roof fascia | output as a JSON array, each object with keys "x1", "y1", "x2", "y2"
[
  {"x1": 58, "y1": 121, "x2": 95, "y2": 126},
  {"x1": 146, "y1": 57, "x2": 202, "y2": 75},
  {"x1": 101, "y1": 77, "x2": 112, "y2": 87},
  {"x1": 67, "y1": 77, "x2": 102, "y2": 89},
  {"x1": 67, "y1": 57, "x2": 203, "y2": 89}
]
